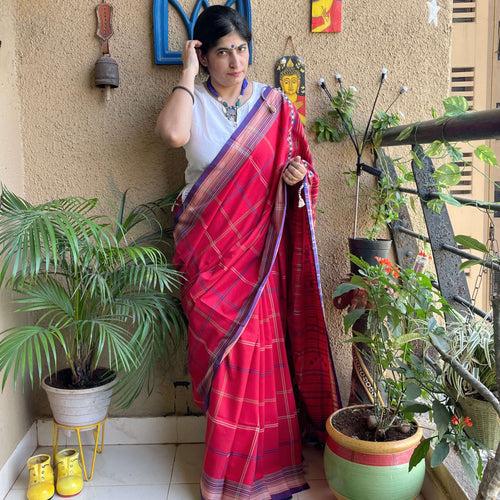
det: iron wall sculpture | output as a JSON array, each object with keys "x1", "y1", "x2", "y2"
[{"x1": 153, "y1": 0, "x2": 252, "y2": 65}]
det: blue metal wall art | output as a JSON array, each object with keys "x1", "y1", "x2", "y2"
[{"x1": 153, "y1": 0, "x2": 252, "y2": 65}]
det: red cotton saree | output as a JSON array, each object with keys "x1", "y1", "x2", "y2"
[{"x1": 173, "y1": 86, "x2": 342, "y2": 500}]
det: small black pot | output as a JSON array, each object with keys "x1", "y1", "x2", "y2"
[{"x1": 348, "y1": 237, "x2": 392, "y2": 275}]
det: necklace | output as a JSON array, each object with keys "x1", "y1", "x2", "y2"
[{"x1": 206, "y1": 78, "x2": 249, "y2": 123}]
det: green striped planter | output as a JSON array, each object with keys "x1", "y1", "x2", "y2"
[{"x1": 324, "y1": 405, "x2": 425, "y2": 500}]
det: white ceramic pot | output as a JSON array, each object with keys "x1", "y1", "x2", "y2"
[{"x1": 42, "y1": 370, "x2": 117, "y2": 426}]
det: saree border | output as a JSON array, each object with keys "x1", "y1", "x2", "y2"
[
  {"x1": 174, "y1": 85, "x2": 277, "y2": 233},
  {"x1": 302, "y1": 178, "x2": 343, "y2": 407}
]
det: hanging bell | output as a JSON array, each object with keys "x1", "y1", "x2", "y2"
[{"x1": 95, "y1": 54, "x2": 119, "y2": 88}]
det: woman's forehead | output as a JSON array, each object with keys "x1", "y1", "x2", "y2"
[{"x1": 213, "y1": 32, "x2": 247, "y2": 48}]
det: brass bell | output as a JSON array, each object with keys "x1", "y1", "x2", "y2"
[{"x1": 95, "y1": 54, "x2": 119, "y2": 88}]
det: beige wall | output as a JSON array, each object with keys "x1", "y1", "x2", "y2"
[
  {"x1": 9, "y1": 0, "x2": 453, "y2": 417},
  {"x1": 0, "y1": 0, "x2": 35, "y2": 470}
]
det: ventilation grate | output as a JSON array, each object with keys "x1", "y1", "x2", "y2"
[
  {"x1": 450, "y1": 67, "x2": 475, "y2": 110},
  {"x1": 450, "y1": 152, "x2": 473, "y2": 195},
  {"x1": 452, "y1": 0, "x2": 476, "y2": 23}
]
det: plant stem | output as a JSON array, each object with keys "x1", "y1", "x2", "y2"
[
  {"x1": 430, "y1": 338, "x2": 500, "y2": 417},
  {"x1": 361, "y1": 77, "x2": 385, "y2": 155}
]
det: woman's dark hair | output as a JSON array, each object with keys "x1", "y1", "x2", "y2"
[{"x1": 193, "y1": 5, "x2": 252, "y2": 56}]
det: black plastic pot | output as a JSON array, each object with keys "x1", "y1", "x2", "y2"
[{"x1": 348, "y1": 237, "x2": 392, "y2": 275}]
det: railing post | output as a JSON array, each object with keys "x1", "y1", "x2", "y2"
[
  {"x1": 376, "y1": 151, "x2": 419, "y2": 270},
  {"x1": 411, "y1": 145, "x2": 471, "y2": 318}
]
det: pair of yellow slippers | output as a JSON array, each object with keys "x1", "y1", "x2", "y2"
[{"x1": 27, "y1": 449, "x2": 83, "y2": 499}]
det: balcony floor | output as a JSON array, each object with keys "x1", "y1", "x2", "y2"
[{"x1": 6, "y1": 443, "x2": 333, "y2": 499}]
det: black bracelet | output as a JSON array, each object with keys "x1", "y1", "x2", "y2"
[{"x1": 172, "y1": 85, "x2": 195, "y2": 105}]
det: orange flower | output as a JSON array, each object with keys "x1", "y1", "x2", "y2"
[
  {"x1": 464, "y1": 416, "x2": 473, "y2": 428},
  {"x1": 374, "y1": 256, "x2": 400, "y2": 279},
  {"x1": 451, "y1": 415, "x2": 459, "y2": 426}
]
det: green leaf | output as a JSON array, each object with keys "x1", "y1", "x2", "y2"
[
  {"x1": 427, "y1": 199, "x2": 444, "y2": 213},
  {"x1": 410, "y1": 150, "x2": 425, "y2": 170},
  {"x1": 454, "y1": 235, "x2": 488, "y2": 253},
  {"x1": 445, "y1": 143, "x2": 463, "y2": 163},
  {"x1": 343, "y1": 309, "x2": 366, "y2": 332},
  {"x1": 460, "y1": 260, "x2": 481, "y2": 271},
  {"x1": 393, "y1": 332, "x2": 425, "y2": 348},
  {"x1": 431, "y1": 440, "x2": 450, "y2": 468},
  {"x1": 434, "y1": 163, "x2": 461, "y2": 187},
  {"x1": 403, "y1": 402, "x2": 430, "y2": 413},
  {"x1": 438, "y1": 193, "x2": 462, "y2": 207},
  {"x1": 426, "y1": 141, "x2": 445, "y2": 158},
  {"x1": 458, "y1": 444, "x2": 480, "y2": 485},
  {"x1": 432, "y1": 400, "x2": 451, "y2": 440},
  {"x1": 409, "y1": 438, "x2": 431, "y2": 471},
  {"x1": 443, "y1": 96, "x2": 469, "y2": 117},
  {"x1": 333, "y1": 283, "x2": 361, "y2": 298},
  {"x1": 405, "y1": 383, "x2": 421, "y2": 400},
  {"x1": 475, "y1": 145, "x2": 498, "y2": 166},
  {"x1": 396, "y1": 125, "x2": 414, "y2": 142},
  {"x1": 349, "y1": 254, "x2": 369, "y2": 271},
  {"x1": 345, "y1": 334, "x2": 373, "y2": 344}
]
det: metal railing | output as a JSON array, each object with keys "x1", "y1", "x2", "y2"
[{"x1": 374, "y1": 109, "x2": 500, "y2": 321}]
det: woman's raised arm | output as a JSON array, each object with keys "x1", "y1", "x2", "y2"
[{"x1": 155, "y1": 40, "x2": 202, "y2": 148}]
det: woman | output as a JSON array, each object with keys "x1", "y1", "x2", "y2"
[{"x1": 156, "y1": 6, "x2": 341, "y2": 499}]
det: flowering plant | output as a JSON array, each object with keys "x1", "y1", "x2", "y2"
[{"x1": 334, "y1": 253, "x2": 484, "y2": 482}]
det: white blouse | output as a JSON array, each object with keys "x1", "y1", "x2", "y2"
[{"x1": 181, "y1": 81, "x2": 267, "y2": 202}]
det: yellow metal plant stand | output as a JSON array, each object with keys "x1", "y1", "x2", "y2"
[{"x1": 52, "y1": 418, "x2": 106, "y2": 481}]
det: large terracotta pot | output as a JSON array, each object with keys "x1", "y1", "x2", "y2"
[
  {"x1": 42, "y1": 369, "x2": 116, "y2": 426},
  {"x1": 324, "y1": 405, "x2": 425, "y2": 500}
]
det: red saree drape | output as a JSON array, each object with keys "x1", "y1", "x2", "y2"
[{"x1": 173, "y1": 86, "x2": 341, "y2": 499}]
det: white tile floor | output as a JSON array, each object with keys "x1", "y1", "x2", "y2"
[{"x1": 6, "y1": 443, "x2": 332, "y2": 499}]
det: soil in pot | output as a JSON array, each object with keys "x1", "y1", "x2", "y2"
[
  {"x1": 332, "y1": 406, "x2": 417, "y2": 442},
  {"x1": 45, "y1": 368, "x2": 115, "y2": 390}
]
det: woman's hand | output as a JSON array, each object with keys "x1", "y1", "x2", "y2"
[
  {"x1": 282, "y1": 156, "x2": 307, "y2": 186},
  {"x1": 182, "y1": 39, "x2": 202, "y2": 76}
]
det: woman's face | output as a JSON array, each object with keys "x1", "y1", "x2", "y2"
[{"x1": 199, "y1": 31, "x2": 249, "y2": 88}]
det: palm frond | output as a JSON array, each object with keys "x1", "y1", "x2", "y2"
[
  {"x1": 112, "y1": 293, "x2": 187, "y2": 408},
  {"x1": 0, "y1": 325, "x2": 66, "y2": 388},
  {"x1": 0, "y1": 187, "x2": 116, "y2": 284},
  {"x1": 115, "y1": 189, "x2": 181, "y2": 244},
  {"x1": 79, "y1": 318, "x2": 138, "y2": 373}
]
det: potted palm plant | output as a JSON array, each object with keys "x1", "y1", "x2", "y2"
[{"x1": 0, "y1": 186, "x2": 186, "y2": 426}]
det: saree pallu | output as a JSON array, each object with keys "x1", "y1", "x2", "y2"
[{"x1": 173, "y1": 86, "x2": 342, "y2": 499}]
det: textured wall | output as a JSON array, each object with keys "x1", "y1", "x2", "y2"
[
  {"x1": 11, "y1": 0, "x2": 452, "y2": 417},
  {"x1": 0, "y1": 0, "x2": 35, "y2": 470}
]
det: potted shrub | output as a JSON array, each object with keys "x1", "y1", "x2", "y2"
[
  {"x1": 0, "y1": 187, "x2": 186, "y2": 426},
  {"x1": 330, "y1": 255, "x2": 483, "y2": 498}
]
